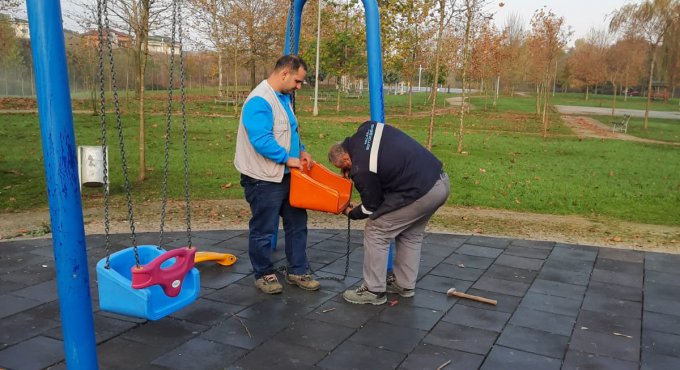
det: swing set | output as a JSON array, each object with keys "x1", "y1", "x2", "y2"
[{"x1": 27, "y1": 0, "x2": 386, "y2": 368}]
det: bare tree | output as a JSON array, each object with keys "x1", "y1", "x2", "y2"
[{"x1": 610, "y1": 0, "x2": 680, "y2": 129}]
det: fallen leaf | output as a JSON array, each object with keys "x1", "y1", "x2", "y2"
[
  {"x1": 479, "y1": 168, "x2": 486, "y2": 173},
  {"x1": 221, "y1": 183, "x2": 232, "y2": 190}
]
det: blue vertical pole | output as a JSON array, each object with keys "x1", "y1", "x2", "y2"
[
  {"x1": 26, "y1": 1, "x2": 99, "y2": 369},
  {"x1": 361, "y1": 0, "x2": 385, "y2": 123}
]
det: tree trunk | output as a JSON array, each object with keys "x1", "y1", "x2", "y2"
[
  {"x1": 493, "y1": 75, "x2": 499, "y2": 108},
  {"x1": 585, "y1": 85, "x2": 589, "y2": 101},
  {"x1": 644, "y1": 47, "x2": 657, "y2": 129},
  {"x1": 457, "y1": 1, "x2": 474, "y2": 154},
  {"x1": 137, "y1": 5, "x2": 150, "y2": 182},
  {"x1": 427, "y1": 0, "x2": 446, "y2": 151},
  {"x1": 218, "y1": 50, "x2": 223, "y2": 97}
]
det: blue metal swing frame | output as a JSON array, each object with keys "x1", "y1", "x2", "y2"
[{"x1": 27, "y1": 1, "x2": 385, "y2": 368}]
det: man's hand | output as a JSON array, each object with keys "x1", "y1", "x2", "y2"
[
  {"x1": 342, "y1": 203, "x2": 354, "y2": 217},
  {"x1": 300, "y1": 151, "x2": 314, "y2": 171},
  {"x1": 286, "y1": 157, "x2": 302, "y2": 169}
]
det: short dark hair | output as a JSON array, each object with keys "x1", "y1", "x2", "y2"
[{"x1": 274, "y1": 55, "x2": 308, "y2": 73}]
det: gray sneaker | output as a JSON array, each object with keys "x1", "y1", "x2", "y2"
[
  {"x1": 343, "y1": 284, "x2": 387, "y2": 305},
  {"x1": 255, "y1": 274, "x2": 283, "y2": 294},
  {"x1": 386, "y1": 281, "x2": 415, "y2": 298}
]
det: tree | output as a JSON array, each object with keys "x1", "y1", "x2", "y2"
[
  {"x1": 0, "y1": 1, "x2": 21, "y2": 12},
  {"x1": 527, "y1": 8, "x2": 569, "y2": 138},
  {"x1": 566, "y1": 32, "x2": 608, "y2": 100},
  {"x1": 610, "y1": 0, "x2": 680, "y2": 128},
  {"x1": 186, "y1": 0, "x2": 229, "y2": 97}
]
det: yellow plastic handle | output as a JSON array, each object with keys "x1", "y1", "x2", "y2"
[{"x1": 194, "y1": 252, "x2": 238, "y2": 266}]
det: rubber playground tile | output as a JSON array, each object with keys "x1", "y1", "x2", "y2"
[
  {"x1": 236, "y1": 298, "x2": 317, "y2": 321},
  {"x1": 508, "y1": 239, "x2": 555, "y2": 249},
  {"x1": 644, "y1": 252, "x2": 680, "y2": 274},
  {"x1": 305, "y1": 248, "x2": 346, "y2": 265},
  {"x1": 313, "y1": 237, "x2": 359, "y2": 253},
  {"x1": 504, "y1": 245, "x2": 552, "y2": 260},
  {"x1": 398, "y1": 343, "x2": 485, "y2": 370},
  {"x1": 420, "y1": 240, "x2": 462, "y2": 257},
  {"x1": 642, "y1": 329, "x2": 680, "y2": 358},
  {"x1": 306, "y1": 299, "x2": 384, "y2": 329},
  {"x1": 96, "y1": 337, "x2": 173, "y2": 369},
  {"x1": 528, "y1": 279, "x2": 587, "y2": 300},
  {"x1": 0, "y1": 336, "x2": 64, "y2": 370},
  {"x1": 518, "y1": 291, "x2": 582, "y2": 318},
  {"x1": 273, "y1": 318, "x2": 354, "y2": 352},
  {"x1": 0, "y1": 293, "x2": 42, "y2": 319},
  {"x1": 202, "y1": 281, "x2": 269, "y2": 307},
  {"x1": 597, "y1": 247, "x2": 644, "y2": 263},
  {"x1": 587, "y1": 280, "x2": 643, "y2": 302},
  {"x1": 569, "y1": 327, "x2": 640, "y2": 362},
  {"x1": 234, "y1": 339, "x2": 327, "y2": 370},
  {"x1": 442, "y1": 303, "x2": 511, "y2": 332},
  {"x1": 0, "y1": 279, "x2": 27, "y2": 295},
  {"x1": 494, "y1": 253, "x2": 544, "y2": 271},
  {"x1": 641, "y1": 352, "x2": 680, "y2": 370},
  {"x1": 428, "y1": 262, "x2": 485, "y2": 281},
  {"x1": 456, "y1": 288, "x2": 523, "y2": 313},
  {"x1": 318, "y1": 340, "x2": 405, "y2": 370},
  {"x1": 644, "y1": 295, "x2": 680, "y2": 317},
  {"x1": 537, "y1": 266, "x2": 591, "y2": 286},
  {"x1": 643, "y1": 311, "x2": 680, "y2": 336},
  {"x1": 9, "y1": 279, "x2": 57, "y2": 304},
  {"x1": 645, "y1": 270, "x2": 680, "y2": 287},
  {"x1": 497, "y1": 324, "x2": 570, "y2": 359},
  {"x1": 423, "y1": 321, "x2": 498, "y2": 355},
  {"x1": 591, "y1": 268, "x2": 643, "y2": 289},
  {"x1": 424, "y1": 232, "x2": 469, "y2": 245},
  {"x1": 575, "y1": 309, "x2": 641, "y2": 339},
  {"x1": 318, "y1": 258, "x2": 364, "y2": 278},
  {"x1": 348, "y1": 320, "x2": 428, "y2": 353},
  {"x1": 549, "y1": 244, "x2": 598, "y2": 262},
  {"x1": 509, "y1": 307, "x2": 575, "y2": 336},
  {"x1": 542, "y1": 258, "x2": 595, "y2": 274},
  {"x1": 444, "y1": 253, "x2": 495, "y2": 270},
  {"x1": 471, "y1": 276, "x2": 530, "y2": 297},
  {"x1": 594, "y1": 258, "x2": 644, "y2": 275},
  {"x1": 581, "y1": 292, "x2": 642, "y2": 319},
  {"x1": 169, "y1": 297, "x2": 244, "y2": 325},
  {"x1": 120, "y1": 318, "x2": 207, "y2": 348},
  {"x1": 377, "y1": 304, "x2": 445, "y2": 331},
  {"x1": 417, "y1": 274, "x2": 472, "y2": 295},
  {"x1": 644, "y1": 282, "x2": 680, "y2": 302},
  {"x1": 482, "y1": 264, "x2": 537, "y2": 283},
  {"x1": 152, "y1": 337, "x2": 247, "y2": 370},
  {"x1": 0, "y1": 311, "x2": 60, "y2": 347},
  {"x1": 480, "y1": 345, "x2": 561, "y2": 370},
  {"x1": 562, "y1": 350, "x2": 638, "y2": 370},
  {"x1": 198, "y1": 267, "x2": 247, "y2": 290},
  {"x1": 200, "y1": 314, "x2": 289, "y2": 350},
  {"x1": 2, "y1": 261, "x2": 57, "y2": 286},
  {"x1": 456, "y1": 244, "x2": 504, "y2": 259},
  {"x1": 466, "y1": 235, "x2": 512, "y2": 249}
]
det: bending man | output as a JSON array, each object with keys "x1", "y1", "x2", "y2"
[{"x1": 328, "y1": 121, "x2": 450, "y2": 304}]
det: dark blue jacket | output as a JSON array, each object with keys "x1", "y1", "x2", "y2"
[{"x1": 344, "y1": 121, "x2": 444, "y2": 220}]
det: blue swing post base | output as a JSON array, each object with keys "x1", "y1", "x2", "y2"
[{"x1": 96, "y1": 245, "x2": 200, "y2": 320}]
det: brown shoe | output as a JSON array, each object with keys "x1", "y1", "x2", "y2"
[
  {"x1": 255, "y1": 274, "x2": 283, "y2": 294},
  {"x1": 285, "y1": 273, "x2": 320, "y2": 291}
]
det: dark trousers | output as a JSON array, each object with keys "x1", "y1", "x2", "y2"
[{"x1": 241, "y1": 174, "x2": 308, "y2": 278}]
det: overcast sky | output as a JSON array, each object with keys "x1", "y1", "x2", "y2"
[{"x1": 18, "y1": 0, "x2": 631, "y2": 46}]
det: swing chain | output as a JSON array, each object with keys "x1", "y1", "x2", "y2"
[
  {"x1": 159, "y1": 0, "x2": 180, "y2": 248},
  {"x1": 98, "y1": 0, "x2": 140, "y2": 268},
  {"x1": 177, "y1": 0, "x2": 193, "y2": 248},
  {"x1": 97, "y1": 0, "x2": 112, "y2": 267},
  {"x1": 288, "y1": 0, "x2": 296, "y2": 111}
]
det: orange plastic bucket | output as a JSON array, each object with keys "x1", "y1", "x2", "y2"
[{"x1": 290, "y1": 164, "x2": 352, "y2": 214}]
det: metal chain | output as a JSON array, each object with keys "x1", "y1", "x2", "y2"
[
  {"x1": 288, "y1": 0, "x2": 296, "y2": 112},
  {"x1": 158, "y1": 0, "x2": 179, "y2": 248},
  {"x1": 97, "y1": 0, "x2": 113, "y2": 268},
  {"x1": 303, "y1": 217, "x2": 351, "y2": 282},
  {"x1": 102, "y1": 0, "x2": 140, "y2": 267},
  {"x1": 177, "y1": 0, "x2": 193, "y2": 248}
]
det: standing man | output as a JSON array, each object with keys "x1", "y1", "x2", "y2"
[
  {"x1": 234, "y1": 55, "x2": 319, "y2": 294},
  {"x1": 328, "y1": 121, "x2": 450, "y2": 304}
]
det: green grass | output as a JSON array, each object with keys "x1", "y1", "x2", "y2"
[
  {"x1": 551, "y1": 92, "x2": 680, "y2": 112},
  {"x1": 2, "y1": 103, "x2": 679, "y2": 225},
  {"x1": 591, "y1": 115, "x2": 680, "y2": 143}
]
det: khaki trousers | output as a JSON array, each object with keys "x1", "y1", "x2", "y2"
[{"x1": 363, "y1": 173, "x2": 450, "y2": 292}]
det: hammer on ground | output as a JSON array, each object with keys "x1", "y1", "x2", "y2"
[{"x1": 447, "y1": 288, "x2": 497, "y2": 306}]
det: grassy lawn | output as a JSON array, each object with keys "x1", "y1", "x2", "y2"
[
  {"x1": 2, "y1": 90, "x2": 679, "y2": 226},
  {"x1": 551, "y1": 92, "x2": 680, "y2": 112},
  {"x1": 591, "y1": 115, "x2": 680, "y2": 143}
]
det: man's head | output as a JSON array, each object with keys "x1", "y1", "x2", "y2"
[
  {"x1": 268, "y1": 55, "x2": 308, "y2": 94},
  {"x1": 328, "y1": 141, "x2": 352, "y2": 178}
]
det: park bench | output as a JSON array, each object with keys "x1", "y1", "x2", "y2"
[{"x1": 611, "y1": 114, "x2": 631, "y2": 134}]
